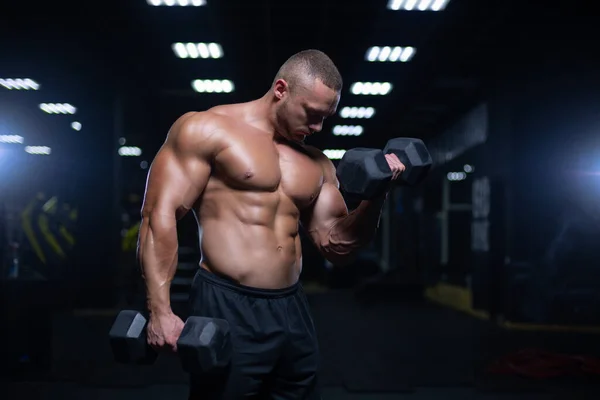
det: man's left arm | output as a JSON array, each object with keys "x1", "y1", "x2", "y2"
[{"x1": 300, "y1": 152, "x2": 391, "y2": 265}]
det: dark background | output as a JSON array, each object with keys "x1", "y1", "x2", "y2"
[{"x1": 2, "y1": 0, "x2": 600, "y2": 398}]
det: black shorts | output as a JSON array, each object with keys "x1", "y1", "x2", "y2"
[{"x1": 187, "y1": 267, "x2": 320, "y2": 400}]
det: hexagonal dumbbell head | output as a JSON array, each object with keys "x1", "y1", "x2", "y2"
[
  {"x1": 336, "y1": 148, "x2": 393, "y2": 199},
  {"x1": 177, "y1": 317, "x2": 231, "y2": 374},
  {"x1": 109, "y1": 310, "x2": 158, "y2": 365}
]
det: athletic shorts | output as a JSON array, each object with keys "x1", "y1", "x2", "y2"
[{"x1": 187, "y1": 267, "x2": 321, "y2": 400}]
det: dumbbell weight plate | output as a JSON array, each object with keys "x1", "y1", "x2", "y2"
[
  {"x1": 336, "y1": 148, "x2": 392, "y2": 199},
  {"x1": 177, "y1": 316, "x2": 231, "y2": 374},
  {"x1": 109, "y1": 310, "x2": 158, "y2": 365}
]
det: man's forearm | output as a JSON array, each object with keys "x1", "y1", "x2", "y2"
[
  {"x1": 326, "y1": 193, "x2": 388, "y2": 256},
  {"x1": 138, "y1": 213, "x2": 179, "y2": 315}
]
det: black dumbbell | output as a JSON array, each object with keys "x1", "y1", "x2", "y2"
[
  {"x1": 336, "y1": 137, "x2": 432, "y2": 199},
  {"x1": 108, "y1": 310, "x2": 231, "y2": 374}
]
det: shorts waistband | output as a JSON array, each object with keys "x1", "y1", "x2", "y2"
[{"x1": 195, "y1": 266, "x2": 300, "y2": 299}]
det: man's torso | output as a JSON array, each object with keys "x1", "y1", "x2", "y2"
[{"x1": 186, "y1": 104, "x2": 325, "y2": 289}]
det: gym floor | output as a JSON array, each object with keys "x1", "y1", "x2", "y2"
[
  {"x1": 1, "y1": 383, "x2": 580, "y2": 399},
  {"x1": 2, "y1": 289, "x2": 600, "y2": 399}
]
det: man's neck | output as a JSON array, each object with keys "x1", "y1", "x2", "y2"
[{"x1": 245, "y1": 94, "x2": 279, "y2": 135}]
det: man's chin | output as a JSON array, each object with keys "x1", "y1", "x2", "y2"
[{"x1": 292, "y1": 132, "x2": 308, "y2": 142}]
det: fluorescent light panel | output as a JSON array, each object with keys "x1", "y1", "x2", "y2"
[
  {"x1": 25, "y1": 146, "x2": 51, "y2": 155},
  {"x1": 333, "y1": 125, "x2": 363, "y2": 137},
  {"x1": 323, "y1": 149, "x2": 347, "y2": 160},
  {"x1": 366, "y1": 46, "x2": 415, "y2": 62},
  {"x1": 340, "y1": 107, "x2": 375, "y2": 119},
  {"x1": 119, "y1": 146, "x2": 142, "y2": 157},
  {"x1": 0, "y1": 135, "x2": 24, "y2": 144},
  {"x1": 147, "y1": 0, "x2": 206, "y2": 6},
  {"x1": 173, "y1": 42, "x2": 223, "y2": 59},
  {"x1": 0, "y1": 78, "x2": 40, "y2": 90},
  {"x1": 39, "y1": 103, "x2": 77, "y2": 115},
  {"x1": 387, "y1": 0, "x2": 450, "y2": 11},
  {"x1": 192, "y1": 79, "x2": 234, "y2": 93},
  {"x1": 447, "y1": 172, "x2": 467, "y2": 181},
  {"x1": 350, "y1": 82, "x2": 393, "y2": 96}
]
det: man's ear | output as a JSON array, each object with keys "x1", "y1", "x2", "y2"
[{"x1": 273, "y1": 79, "x2": 289, "y2": 100}]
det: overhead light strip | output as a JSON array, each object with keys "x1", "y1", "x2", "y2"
[
  {"x1": 172, "y1": 42, "x2": 223, "y2": 59},
  {"x1": 350, "y1": 82, "x2": 393, "y2": 96},
  {"x1": 387, "y1": 0, "x2": 450, "y2": 11},
  {"x1": 147, "y1": 0, "x2": 206, "y2": 6},
  {"x1": 333, "y1": 125, "x2": 363, "y2": 136},
  {"x1": 192, "y1": 79, "x2": 235, "y2": 93},
  {"x1": 39, "y1": 103, "x2": 77, "y2": 115},
  {"x1": 339, "y1": 107, "x2": 375, "y2": 119},
  {"x1": 0, "y1": 78, "x2": 40, "y2": 90},
  {"x1": 323, "y1": 149, "x2": 347, "y2": 160},
  {"x1": 366, "y1": 46, "x2": 415, "y2": 62}
]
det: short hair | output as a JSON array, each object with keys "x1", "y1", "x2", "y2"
[{"x1": 273, "y1": 49, "x2": 343, "y2": 93}]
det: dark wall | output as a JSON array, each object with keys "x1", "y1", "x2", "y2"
[{"x1": 415, "y1": 50, "x2": 600, "y2": 325}]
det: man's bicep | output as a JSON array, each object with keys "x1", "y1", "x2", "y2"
[{"x1": 301, "y1": 182, "x2": 348, "y2": 248}]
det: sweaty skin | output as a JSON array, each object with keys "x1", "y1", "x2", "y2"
[
  {"x1": 138, "y1": 82, "x2": 405, "y2": 351},
  {"x1": 141, "y1": 106, "x2": 342, "y2": 294}
]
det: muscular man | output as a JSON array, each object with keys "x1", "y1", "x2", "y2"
[{"x1": 138, "y1": 49, "x2": 404, "y2": 399}]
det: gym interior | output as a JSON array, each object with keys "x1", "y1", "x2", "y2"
[{"x1": 2, "y1": 0, "x2": 600, "y2": 398}]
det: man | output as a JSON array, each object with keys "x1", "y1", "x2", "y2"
[{"x1": 137, "y1": 49, "x2": 404, "y2": 399}]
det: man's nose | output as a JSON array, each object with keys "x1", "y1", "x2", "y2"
[{"x1": 309, "y1": 122, "x2": 323, "y2": 134}]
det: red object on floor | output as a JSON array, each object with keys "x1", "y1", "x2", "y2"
[{"x1": 486, "y1": 348, "x2": 600, "y2": 379}]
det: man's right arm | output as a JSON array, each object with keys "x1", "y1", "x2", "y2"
[{"x1": 137, "y1": 112, "x2": 218, "y2": 317}]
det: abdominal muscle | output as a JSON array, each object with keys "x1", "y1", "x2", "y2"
[{"x1": 195, "y1": 188, "x2": 303, "y2": 289}]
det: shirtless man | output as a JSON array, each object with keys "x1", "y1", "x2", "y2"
[{"x1": 138, "y1": 49, "x2": 405, "y2": 399}]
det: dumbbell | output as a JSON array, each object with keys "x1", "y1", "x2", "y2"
[
  {"x1": 336, "y1": 137, "x2": 432, "y2": 199},
  {"x1": 108, "y1": 310, "x2": 231, "y2": 374}
]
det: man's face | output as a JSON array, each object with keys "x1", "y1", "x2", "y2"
[{"x1": 274, "y1": 78, "x2": 340, "y2": 143}]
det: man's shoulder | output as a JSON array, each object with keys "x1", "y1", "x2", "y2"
[
  {"x1": 207, "y1": 102, "x2": 245, "y2": 118},
  {"x1": 165, "y1": 111, "x2": 230, "y2": 156},
  {"x1": 303, "y1": 145, "x2": 331, "y2": 164},
  {"x1": 179, "y1": 108, "x2": 231, "y2": 130},
  {"x1": 302, "y1": 145, "x2": 337, "y2": 181}
]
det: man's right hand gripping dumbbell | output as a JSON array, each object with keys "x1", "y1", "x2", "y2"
[
  {"x1": 108, "y1": 309, "x2": 231, "y2": 374},
  {"x1": 336, "y1": 137, "x2": 433, "y2": 199}
]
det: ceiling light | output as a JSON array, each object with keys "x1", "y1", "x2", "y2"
[
  {"x1": 350, "y1": 82, "x2": 393, "y2": 96},
  {"x1": 323, "y1": 149, "x2": 347, "y2": 160},
  {"x1": 39, "y1": 103, "x2": 77, "y2": 115},
  {"x1": 147, "y1": 0, "x2": 206, "y2": 6},
  {"x1": 0, "y1": 135, "x2": 24, "y2": 144},
  {"x1": 118, "y1": 146, "x2": 142, "y2": 157},
  {"x1": 192, "y1": 79, "x2": 235, "y2": 93},
  {"x1": 333, "y1": 125, "x2": 363, "y2": 136},
  {"x1": 25, "y1": 146, "x2": 51, "y2": 155},
  {"x1": 387, "y1": 0, "x2": 450, "y2": 11},
  {"x1": 172, "y1": 42, "x2": 223, "y2": 59},
  {"x1": 0, "y1": 78, "x2": 40, "y2": 90},
  {"x1": 339, "y1": 107, "x2": 375, "y2": 119},
  {"x1": 447, "y1": 172, "x2": 467, "y2": 181},
  {"x1": 366, "y1": 46, "x2": 415, "y2": 62}
]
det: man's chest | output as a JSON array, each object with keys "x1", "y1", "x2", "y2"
[{"x1": 212, "y1": 135, "x2": 324, "y2": 209}]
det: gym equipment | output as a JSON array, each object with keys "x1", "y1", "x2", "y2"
[
  {"x1": 109, "y1": 310, "x2": 231, "y2": 374},
  {"x1": 337, "y1": 137, "x2": 432, "y2": 199},
  {"x1": 383, "y1": 138, "x2": 432, "y2": 187},
  {"x1": 21, "y1": 193, "x2": 78, "y2": 265}
]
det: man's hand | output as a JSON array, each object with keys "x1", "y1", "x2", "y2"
[
  {"x1": 384, "y1": 153, "x2": 406, "y2": 181},
  {"x1": 147, "y1": 311, "x2": 185, "y2": 352}
]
